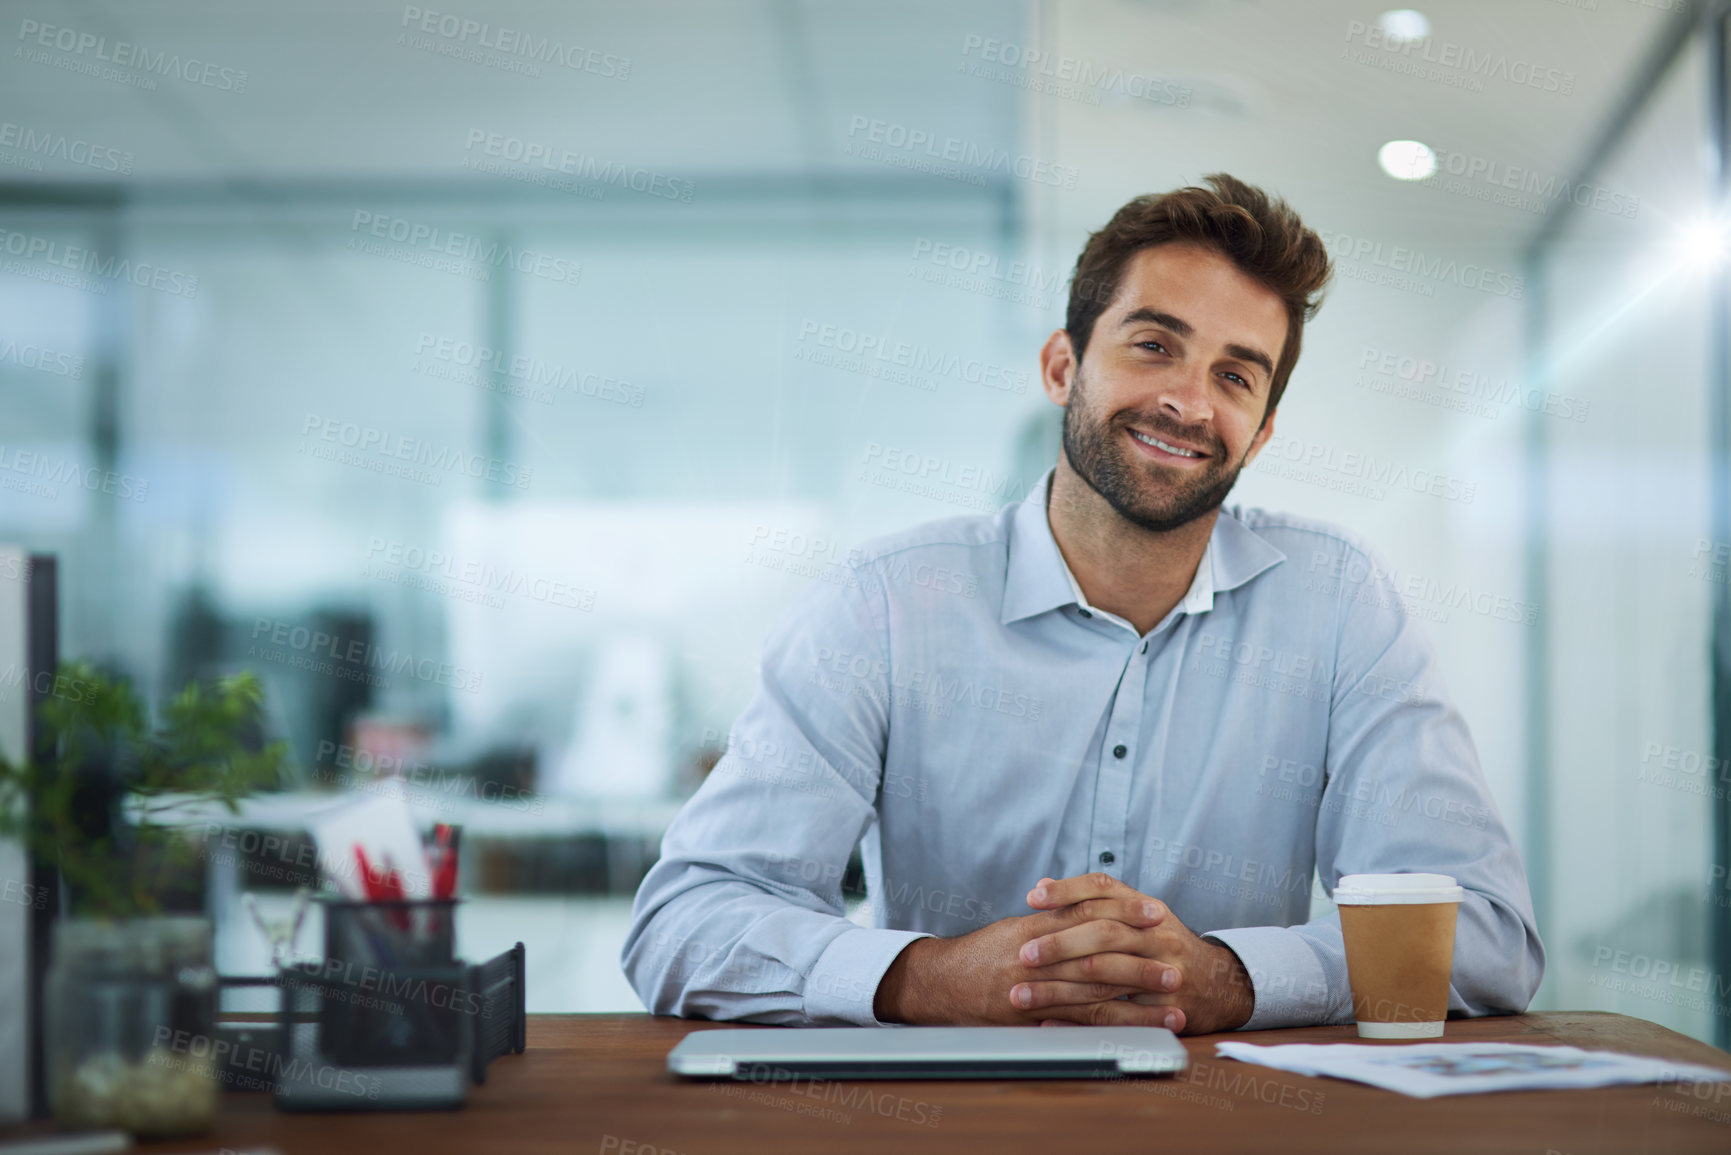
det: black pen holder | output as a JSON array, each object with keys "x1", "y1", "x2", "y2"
[
  {"x1": 266, "y1": 897, "x2": 525, "y2": 1111},
  {"x1": 325, "y1": 897, "x2": 458, "y2": 969},
  {"x1": 314, "y1": 899, "x2": 462, "y2": 1069}
]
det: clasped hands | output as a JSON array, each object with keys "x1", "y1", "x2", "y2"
[{"x1": 874, "y1": 872, "x2": 1254, "y2": 1035}]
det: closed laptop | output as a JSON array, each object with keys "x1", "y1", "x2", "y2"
[{"x1": 667, "y1": 1026, "x2": 1188, "y2": 1080}]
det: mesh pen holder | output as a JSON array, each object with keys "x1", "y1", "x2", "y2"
[
  {"x1": 326, "y1": 897, "x2": 458, "y2": 968},
  {"x1": 272, "y1": 898, "x2": 525, "y2": 1111}
]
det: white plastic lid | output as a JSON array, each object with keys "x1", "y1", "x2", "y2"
[
  {"x1": 1333, "y1": 872, "x2": 1464, "y2": 905},
  {"x1": 1357, "y1": 1019, "x2": 1445, "y2": 1038}
]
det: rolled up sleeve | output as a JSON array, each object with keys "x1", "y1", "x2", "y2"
[{"x1": 621, "y1": 565, "x2": 933, "y2": 1024}]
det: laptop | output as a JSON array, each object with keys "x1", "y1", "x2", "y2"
[{"x1": 667, "y1": 1026, "x2": 1188, "y2": 1080}]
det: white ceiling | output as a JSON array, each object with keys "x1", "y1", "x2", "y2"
[
  {"x1": 0, "y1": 0, "x2": 1024, "y2": 182},
  {"x1": 1, "y1": 0, "x2": 1676, "y2": 261},
  {"x1": 1040, "y1": 0, "x2": 1679, "y2": 254}
]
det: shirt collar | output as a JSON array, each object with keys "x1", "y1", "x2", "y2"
[
  {"x1": 999, "y1": 466, "x2": 1287, "y2": 626},
  {"x1": 1055, "y1": 534, "x2": 1213, "y2": 632}
]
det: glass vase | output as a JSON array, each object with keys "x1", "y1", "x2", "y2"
[{"x1": 45, "y1": 916, "x2": 220, "y2": 1137}]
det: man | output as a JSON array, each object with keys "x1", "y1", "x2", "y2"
[{"x1": 622, "y1": 174, "x2": 1544, "y2": 1033}]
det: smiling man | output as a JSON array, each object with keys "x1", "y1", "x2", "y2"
[{"x1": 622, "y1": 174, "x2": 1545, "y2": 1033}]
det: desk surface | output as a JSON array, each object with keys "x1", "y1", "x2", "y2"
[{"x1": 148, "y1": 1012, "x2": 1731, "y2": 1155}]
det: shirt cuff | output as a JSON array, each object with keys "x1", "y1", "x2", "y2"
[
  {"x1": 1201, "y1": 925, "x2": 1333, "y2": 1031},
  {"x1": 803, "y1": 927, "x2": 935, "y2": 1025}
]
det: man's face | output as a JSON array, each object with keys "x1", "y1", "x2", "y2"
[{"x1": 1045, "y1": 242, "x2": 1287, "y2": 533}]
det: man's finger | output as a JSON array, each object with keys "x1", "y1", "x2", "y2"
[
  {"x1": 1068, "y1": 894, "x2": 1166, "y2": 926},
  {"x1": 1033, "y1": 1000, "x2": 1187, "y2": 1032},
  {"x1": 1027, "y1": 897, "x2": 1165, "y2": 940},
  {"x1": 1008, "y1": 979, "x2": 1140, "y2": 1010},
  {"x1": 1031, "y1": 951, "x2": 1181, "y2": 994},
  {"x1": 1021, "y1": 919, "x2": 1147, "y2": 967},
  {"x1": 1026, "y1": 871, "x2": 1137, "y2": 910}
]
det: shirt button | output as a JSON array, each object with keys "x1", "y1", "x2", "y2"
[
  {"x1": 1113, "y1": 744, "x2": 1127, "y2": 759},
  {"x1": 1099, "y1": 851, "x2": 1115, "y2": 865},
  {"x1": 1140, "y1": 641, "x2": 1148, "y2": 653},
  {"x1": 1079, "y1": 608, "x2": 1093, "y2": 619}
]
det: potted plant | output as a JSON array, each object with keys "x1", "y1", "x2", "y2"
[{"x1": 0, "y1": 661, "x2": 286, "y2": 1136}]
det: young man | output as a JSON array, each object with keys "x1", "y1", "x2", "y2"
[{"x1": 622, "y1": 174, "x2": 1544, "y2": 1032}]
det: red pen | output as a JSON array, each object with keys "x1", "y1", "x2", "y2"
[
  {"x1": 383, "y1": 862, "x2": 412, "y2": 929},
  {"x1": 355, "y1": 845, "x2": 382, "y2": 900},
  {"x1": 355, "y1": 846, "x2": 412, "y2": 929},
  {"x1": 430, "y1": 824, "x2": 461, "y2": 900}
]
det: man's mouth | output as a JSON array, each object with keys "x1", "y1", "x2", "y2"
[{"x1": 1127, "y1": 427, "x2": 1209, "y2": 462}]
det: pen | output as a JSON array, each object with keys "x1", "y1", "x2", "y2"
[{"x1": 431, "y1": 823, "x2": 461, "y2": 899}]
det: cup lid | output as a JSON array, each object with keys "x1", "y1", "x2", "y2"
[{"x1": 1333, "y1": 872, "x2": 1464, "y2": 905}]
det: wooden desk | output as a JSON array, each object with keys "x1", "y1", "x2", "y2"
[{"x1": 144, "y1": 1012, "x2": 1731, "y2": 1155}]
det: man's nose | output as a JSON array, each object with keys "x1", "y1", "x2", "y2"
[{"x1": 1155, "y1": 363, "x2": 1214, "y2": 425}]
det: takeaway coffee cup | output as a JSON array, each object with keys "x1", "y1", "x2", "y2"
[{"x1": 1333, "y1": 872, "x2": 1464, "y2": 1039}]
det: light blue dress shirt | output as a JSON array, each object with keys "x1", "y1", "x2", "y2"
[{"x1": 622, "y1": 467, "x2": 1544, "y2": 1028}]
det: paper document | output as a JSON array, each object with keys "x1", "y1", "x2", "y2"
[
  {"x1": 1215, "y1": 1041, "x2": 1731, "y2": 1099},
  {"x1": 304, "y1": 779, "x2": 432, "y2": 899}
]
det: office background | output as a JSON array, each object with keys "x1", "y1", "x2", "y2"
[{"x1": 1, "y1": 0, "x2": 1724, "y2": 1044}]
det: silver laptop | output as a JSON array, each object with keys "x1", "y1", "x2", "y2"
[{"x1": 667, "y1": 1026, "x2": 1187, "y2": 1080}]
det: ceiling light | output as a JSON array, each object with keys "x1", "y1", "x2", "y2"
[
  {"x1": 1378, "y1": 10, "x2": 1431, "y2": 41},
  {"x1": 1378, "y1": 140, "x2": 1437, "y2": 181}
]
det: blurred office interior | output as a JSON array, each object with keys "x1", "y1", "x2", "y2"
[{"x1": 1, "y1": 0, "x2": 1726, "y2": 1042}]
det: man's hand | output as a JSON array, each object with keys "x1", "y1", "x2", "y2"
[
  {"x1": 873, "y1": 890, "x2": 1169, "y2": 1026},
  {"x1": 1019, "y1": 873, "x2": 1255, "y2": 1035},
  {"x1": 873, "y1": 873, "x2": 1255, "y2": 1034}
]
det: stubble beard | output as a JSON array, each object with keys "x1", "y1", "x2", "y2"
[{"x1": 1059, "y1": 364, "x2": 1256, "y2": 534}]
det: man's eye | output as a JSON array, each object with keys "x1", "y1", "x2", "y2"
[
  {"x1": 1222, "y1": 372, "x2": 1249, "y2": 387},
  {"x1": 1138, "y1": 340, "x2": 1168, "y2": 354}
]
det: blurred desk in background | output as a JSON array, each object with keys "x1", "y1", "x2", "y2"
[
  {"x1": 132, "y1": 790, "x2": 683, "y2": 1009},
  {"x1": 141, "y1": 788, "x2": 685, "y2": 840},
  {"x1": 135, "y1": 788, "x2": 684, "y2": 903}
]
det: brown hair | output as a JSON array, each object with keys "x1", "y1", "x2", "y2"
[{"x1": 1065, "y1": 173, "x2": 1332, "y2": 415}]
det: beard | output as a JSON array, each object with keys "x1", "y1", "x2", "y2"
[{"x1": 1060, "y1": 365, "x2": 1255, "y2": 534}]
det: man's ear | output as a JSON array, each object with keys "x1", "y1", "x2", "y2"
[
  {"x1": 1241, "y1": 405, "x2": 1277, "y2": 469},
  {"x1": 1039, "y1": 330, "x2": 1076, "y2": 407}
]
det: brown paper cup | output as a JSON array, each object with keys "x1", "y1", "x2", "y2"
[{"x1": 1334, "y1": 873, "x2": 1463, "y2": 1039}]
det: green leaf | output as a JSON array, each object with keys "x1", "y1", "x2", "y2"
[{"x1": 0, "y1": 662, "x2": 288, "y2": 917}]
